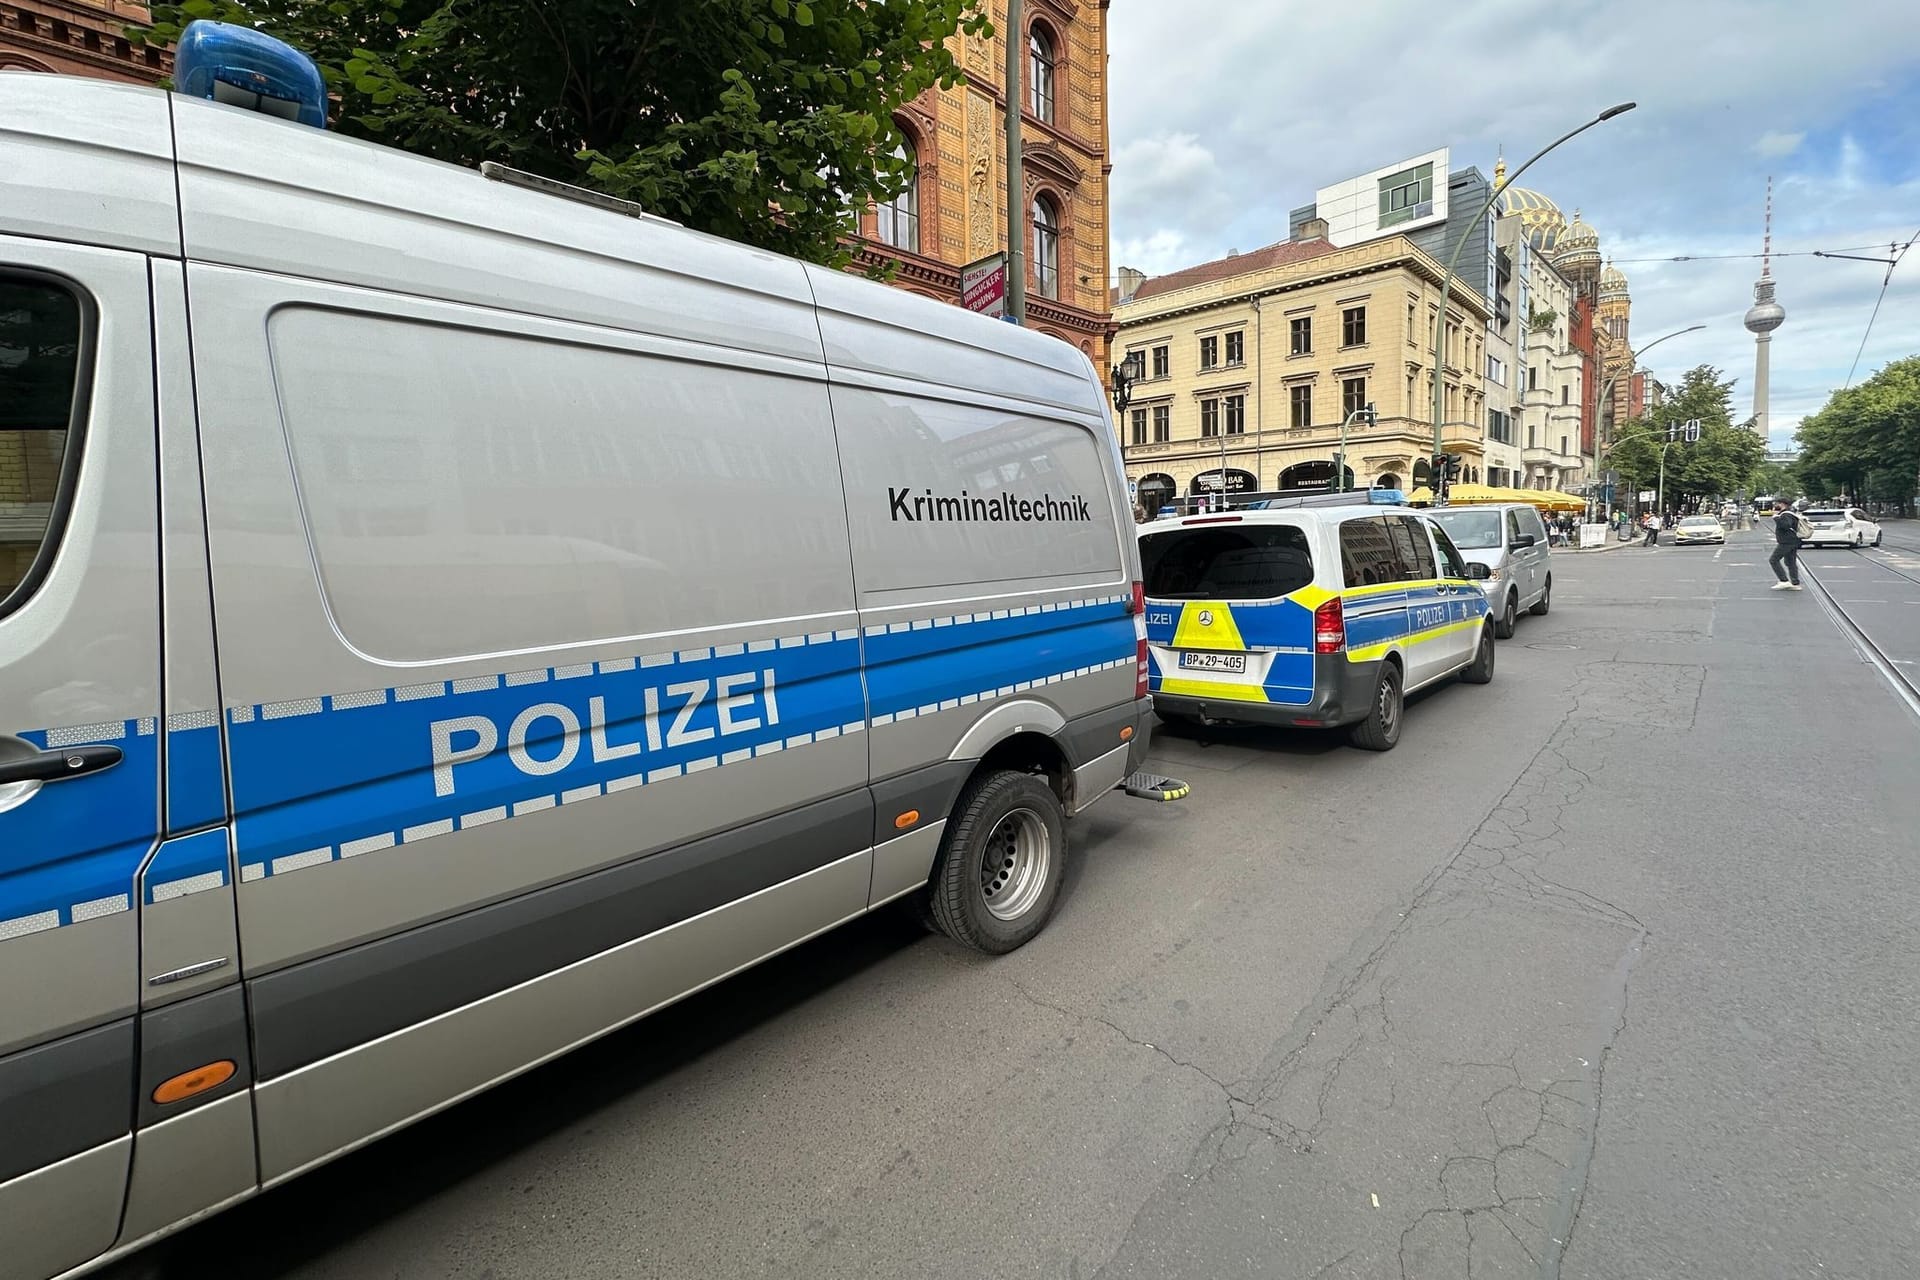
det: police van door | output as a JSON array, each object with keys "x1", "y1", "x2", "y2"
[{"x1": 0, "y1": 244, "x2": 158, "y2": 1280}]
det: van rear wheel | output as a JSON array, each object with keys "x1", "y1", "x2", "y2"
[
  {"x1": 925, "y1": 771, "x2": 1067, "y2": 954},
  {"x1": 1347, "y1": 662, "x2": 1403, "y2": 751},
  {"x1": 1529, "y1": 575, "x2": 1552, "y2": 616}
]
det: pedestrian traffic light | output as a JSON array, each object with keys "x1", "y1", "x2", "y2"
[
  {"x1": 1363, "y1": 402, "x2": 1378, "y2": 428},
  {"x1": 1442, "y1": 453, "x2": 1463, "y2": 480}
]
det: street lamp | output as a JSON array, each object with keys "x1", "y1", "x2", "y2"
[
  {"x1": 1428, "y1": 102, "x2": 1636, "y2": 504},
  {"x1": 1593, "y1": 323, "x2": 1706, "y2": 514}
]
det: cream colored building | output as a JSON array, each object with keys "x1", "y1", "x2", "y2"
[
  {"x1": 1114, "y1": 229, "x2": 1491, "y2": 512},
  {"x1": 1517, "y1": 248, "x2": 1588, "y2": 491}
]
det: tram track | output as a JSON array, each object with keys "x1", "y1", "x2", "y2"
[{"x1": 1800, "y1": 555, "x2": 1920, "y2": 721}]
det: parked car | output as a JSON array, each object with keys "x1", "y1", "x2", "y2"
[
  {"x1": 1801, "y1": 507, "x2": 1883, "y2": 548},
  {"x1": 1673, "y1": 516, "x2": 1727, "y2": 545},
  {"x1": 1419, "y1": 504, "x2": 1553, "y2": 638},
  {"x1": 1139, "y1": 494, "x2": 1494, "y2": 752}
]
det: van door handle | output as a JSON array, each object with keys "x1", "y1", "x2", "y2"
[{"x1": 0, "y1": 745, "x2": 123, "y2": 786}]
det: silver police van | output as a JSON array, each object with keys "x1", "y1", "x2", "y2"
[{"x1": 0, "y1": 29, "x2": 1180, "y2": 1278}]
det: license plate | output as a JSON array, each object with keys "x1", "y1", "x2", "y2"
[{"x1": 1179, "y1": 651, "x2": 1246, "y2": 673}]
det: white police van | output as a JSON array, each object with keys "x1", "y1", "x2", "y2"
[
  {"x1": 0, "y1": 25, "x2": 1182, "y2": 1278},
  {"x1": 1140, "y1": 491, "x2": 1497, "y2": 749}
]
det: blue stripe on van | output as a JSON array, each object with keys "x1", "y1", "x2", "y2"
[
  {"x1": 227, "y1": 636, "x2": 869, "y2": 880},
  {"x1": 864, "y1": 597, "x2": 1133, "y2": 719},
  {"x1": 0, "y1": 721, "x2": 156, "y2": 936},
  {"x1": 166, "y1": 719, "x2": 227, "y2": 832}
]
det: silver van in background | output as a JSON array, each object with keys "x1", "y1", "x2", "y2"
[
  {"x1": 0, "y1": 66, "x2": 1175, "y2": 1280},
  {"x1": 1420, "y1": 504, "x2": 1554, "y2": 637}
]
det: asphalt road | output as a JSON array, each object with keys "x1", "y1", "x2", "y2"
[{"x1": 145, "y1": 523, "x2": 1920, "y2": 1280}]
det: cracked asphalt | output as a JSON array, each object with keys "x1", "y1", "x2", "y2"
[{"x1": 148, "y1": 524, "x2": 1920, "y2": 1280}]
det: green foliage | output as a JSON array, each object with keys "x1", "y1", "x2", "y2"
[
  {"x1": 1605, "y1": 365, "x2": 1765, "y2": 502},
  {"x1": 139, "y1": 0, "x2": 991, "y2": 267},
  {"x1": 1794, "y1": 356, "x2": 1920, "y2": 506}
]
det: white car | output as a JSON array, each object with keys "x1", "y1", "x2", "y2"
[
  {"x1": 1673, "y1": 516, "x2": 1725, "y2": 545},
  {"x1": 1801, "y1": 507, "x2": 1883, "y2": 548}
]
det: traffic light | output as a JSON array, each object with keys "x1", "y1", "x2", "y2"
[
  {"x1": 1443, "y1": 453, "x2": 1463, "y2": 480},
  {"x1": 1666, "y1": 421, "x2": 1679, "y2": 442},
  {"x1": 1430, "y1": 453, "x2": 1448, "y2": 484},
  {"x1": 1363, "y1": 401, "x2": 1378, "y2": 428}
]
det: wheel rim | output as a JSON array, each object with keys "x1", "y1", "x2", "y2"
[
  {"x1": 980, "y1": 807, "x2": 1051, "y2": 922},
  {"x1": 1379, "y1": 673, "x2": 1401, "y2": 737}
]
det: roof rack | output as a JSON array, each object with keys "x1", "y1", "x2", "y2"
[
  {"x1": 480, "y1": 162, "x2": 683, "y2": 226},
  {"x1": 1151, "y1": 487, "x2": 1406, "y2": 517}
]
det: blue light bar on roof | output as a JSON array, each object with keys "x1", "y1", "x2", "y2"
[
  {"x1": 1367, "y1": 489, "x2": 1408, "y2": 505},
  {"x1": 174, "y1": 20, "x2": 327, "y2": 129}
]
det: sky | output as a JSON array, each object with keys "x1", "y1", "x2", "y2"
[{"x1": 1106, "y1": 0, "x2": 1920, "y2": 452}]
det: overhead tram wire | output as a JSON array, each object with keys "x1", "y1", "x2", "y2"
[{"x1": 1830, "y1": 228, "x2": 1918, "y2": 389}]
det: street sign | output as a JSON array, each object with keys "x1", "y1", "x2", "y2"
[
  {"x1": 1638, "y1": 490, "x2": 1656, "y2": 502},
  {"x1": 961, "y1": 253, "x2": 1008, "y2": 318}
]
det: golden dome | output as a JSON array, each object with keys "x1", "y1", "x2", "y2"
[
  {"x1": 1599, "y1": 259, "x2": 1629, "y2": 300},
  {"x1": 1554, "y1": 207, "x2": 1602, "y2": 274},
  {"x1": 1497, "y1": 185, "x2": 1567, "y2": 252}
]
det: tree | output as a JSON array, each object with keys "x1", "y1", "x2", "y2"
[
  {"x1": 1604, "y1": 364, "x2": 1763, "y2": 505},
  {"x1": 141, "y1": 0, "x2": 990, "y2": 267},
  {"x1": 1794, "y1": 356, "x2": 1920, "y2": 512}
]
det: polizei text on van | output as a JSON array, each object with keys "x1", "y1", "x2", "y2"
[{"x1": 888, "y1": 488, "x2": 1093, "y2": 523}]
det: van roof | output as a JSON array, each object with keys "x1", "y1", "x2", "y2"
[{"x1": 0, "y1": 74, "x2": 1101, "y2": 413}]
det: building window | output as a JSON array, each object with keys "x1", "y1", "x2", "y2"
[
  {"x1": 1028, "y1": 27, "x2": 1057, "y2": 123},
  {"x1": 1032, "y1": 196, "x2": 1059, "y2": 299},
  {"x1": 1199, "y1": 335, "x2": 1219, "y2": 369},
  {"x1": 1561, "y1": 385, "x2": 1569, "y2": 405},
  {"x1": 1225, "y1": 330, "x2": 1244, "y2": 365},
  {"x1": 1486, "y1": 354, "x2": 1505, "y2": 385},
  {"x1": 1290, "y1": 384, "x2": 1312, "y2": 429},
  {"x1": 1199, "y1": 397, "x2": 1220, "y2": 437},
  {"x1": 1378, "y1": 162, "x2": 1434, "y2": 228},
  {"x1": 1407, "y1": 299, "x2": 1417, "y2": 342},
  {"x1": 875, "y1": 139, "x2": 919, "y2": 253},
  {"x1": 1561, "y1": 434, "x2": 1570, "y2": 456},
  {"x1": 1289, "y1": 316, "x2": 1311, "y2": 356},
  {"x1": 1528, "y1": 366, "x2": 1538, "y2": 391},
  {"x1": 1130, "y1": 408, "x2": 1146, "y2": 446},
  {"x1": 1528, "y1": 423, "x2": 1537, "y2": 449},
  {"x1": 1342, "y1": 306, "x2": 1367, "y2": 348},
  {"x1": 1342, "y1": 377, "x2": 1367, "y2": 419},
  {"x1": 1487, "y1": 408, "x2": 1513, "y2": 444},
  {"x1": 1225, "y1": 394, "x2": 1246, "y2": 435},
  {"x1": 1152, "y1": 405, "x2": 1170, "y2": 443},
  {"x1": 1151, "y1": 344, "x2": 1169, "y2": 379}
]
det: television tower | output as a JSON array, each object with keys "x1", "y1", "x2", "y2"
[{"x1": 1743, "y1": 177, "x2": 1786, "y2": 437}]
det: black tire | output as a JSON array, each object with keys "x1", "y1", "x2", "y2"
[
  {"x1": 924, "y1": 770, "x2": 1067, "y2": 954},
  {"x1": 1347, "y1": 661, "x2": 1403, "y2": 751},
  {"x1": 1874, "y1": 532, "x2": 1883, "y2": 547},
  {"x1": 1460, "y1": 622, "x2": 1495, "y2": 684},
  {"x1": 1494, "y1": 592, "x2": 1518, "y2": 638},
  {"x1": 1529, "y1": 575, "x2": 1552, "y2": 616}
]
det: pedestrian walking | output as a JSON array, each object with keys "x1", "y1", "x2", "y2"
[
  {"x1": 1642, "y1": 512, "x2": 1661, "y2": 547},
  {"x1": 1768, "y1": 498, "x2": 1805, "y2": 591}
]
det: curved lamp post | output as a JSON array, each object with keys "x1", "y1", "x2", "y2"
[{"x1": 1428, "y1": 102, "x2": 1636, "y2": 505}]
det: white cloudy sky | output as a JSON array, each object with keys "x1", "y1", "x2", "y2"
[{"x1": 1107, "y1": 0, "x2": 1920, "y2": 450}]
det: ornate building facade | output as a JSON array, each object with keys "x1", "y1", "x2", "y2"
[
  {"x1": 848, "y1": 0, "x2": 1114, "y2": 372},
  {"x1": 0, "y1": 1, "x2": 166, "y2": 80}
]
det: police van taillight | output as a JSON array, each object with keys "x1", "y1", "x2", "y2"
[
  {"x1": 1313, "y1": 596, "x2": 1346, "y2": 655},
  {"x1": 1131, "y1": 580, "x2": 1149, "y2": 698}
]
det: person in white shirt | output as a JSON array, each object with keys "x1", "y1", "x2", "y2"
[{"x1": 1642, "y1": 512, "x2": 1662, "y2": 547}]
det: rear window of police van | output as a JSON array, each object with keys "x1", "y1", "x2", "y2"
[{"x1": 1140, "y1": 523, "x2": 1314, "y2": 600}]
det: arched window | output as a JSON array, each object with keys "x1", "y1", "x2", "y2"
[
  {"x1": 876, "y1": 139, "x2": 919, "y2": 253},
  {"x1": 1032, "y1": 196, "x2": 1060, "y2": 299},
  {"x1": 1028, "y1": 28, "x2": 1056, "y2": 124}
]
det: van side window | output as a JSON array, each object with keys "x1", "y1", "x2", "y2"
[
  {"x1": 1339, "y1": 517, "x2": 1398, "y2": 588},
  {"x1": 1386, "y1": 516, "x2": 1436, "y2": 581},
  {"x1": 0, "y1": 274, "x2": 86, "y2": 617},
  {"x1": 1142, "y1": 524, "x2": 1314, "y2": 600},
  {"x1": 1428, "y1": 522, "x2": 1471, "y2": 578},
  {"x1": 1506, "y1": 510, "x2": 1523, "y2": 544},
  {"x1": 1523, "y1": 508, "x2": 1547, "y2": 542}
]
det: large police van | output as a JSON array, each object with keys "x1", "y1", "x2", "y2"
[
  {"x1": 0, "y1": 29, "x2": 1180, "y2": 1279},
  {"x1": 1139, "y1": 493, "x2": 1497, "y2": 749}
]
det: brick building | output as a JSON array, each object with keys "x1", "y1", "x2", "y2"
[
  {"x1": 0, "y1": 0, "x2": 168, "y2": 80},
  {"x1": 847, "y1": 0, "x2": 1114, "y2": 373}
]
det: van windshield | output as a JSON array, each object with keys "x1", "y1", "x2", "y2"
[
  {"x1": 1425, "y1": 509, "x2": 1504, "y2": 550},
  {"x1": 1141, "y1": 524, "x2": 1314, "y2": 600}
]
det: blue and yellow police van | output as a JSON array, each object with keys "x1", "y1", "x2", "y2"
[{"x1": 1138, "y1": 491, "x2": 1497, "y2": 750}]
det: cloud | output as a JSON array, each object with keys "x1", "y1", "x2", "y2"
[{"x1": 1107, "y1": 0, "x2": 1920, "y2": 450}]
